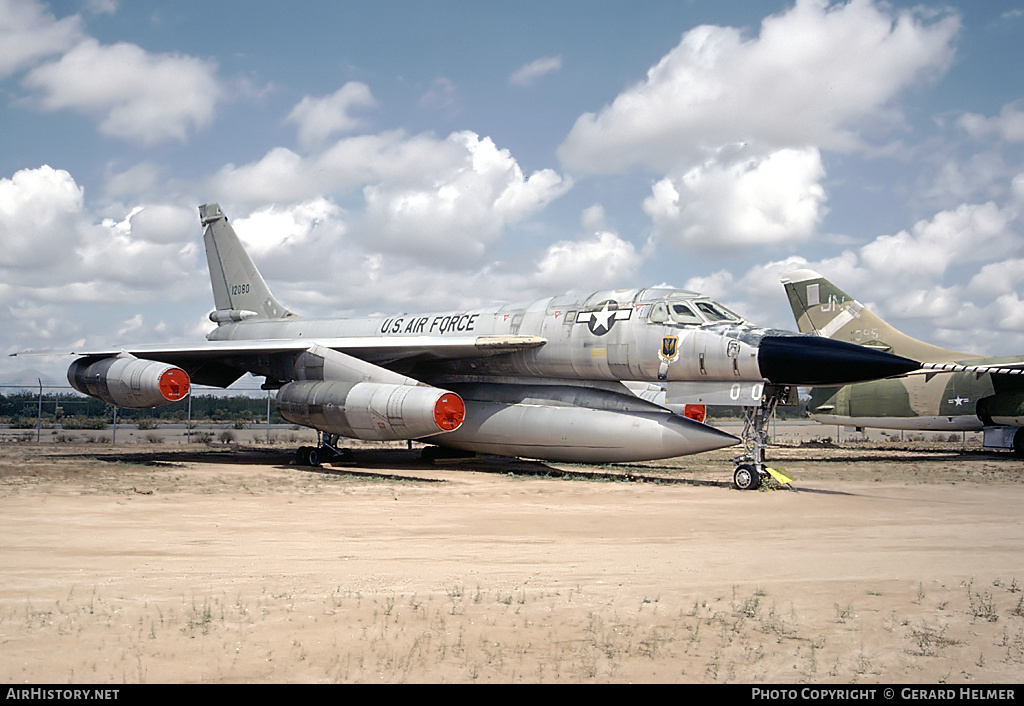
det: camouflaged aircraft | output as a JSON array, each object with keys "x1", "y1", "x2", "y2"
[
  {"x1": 782, "y1": 269, "x2": 1024, "y2": 456},
  {"x1": 39, "y1": 204, "x2": 920, "y2": 475}
]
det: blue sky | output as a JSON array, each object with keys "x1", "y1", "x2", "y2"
[{"x1": 3, "y1": 0, "x2": 1024, "y2": 385}]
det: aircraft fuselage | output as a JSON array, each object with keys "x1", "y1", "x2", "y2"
[{"x1": 208, "y1": 289, "x2": 765, "y2": 384}]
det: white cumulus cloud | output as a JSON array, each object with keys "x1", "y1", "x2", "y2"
[
  {"x1": 557, "y1": 0, "x2": 958, "y2": 255},
  {"x1": 644, "y1": 148, "x2": 827, "y2": 249},
  {"x1": 0, "y1": 0, "x2": 83, "y2": 79},
  {"x1": 717, "y1": 180, "x2": 1024, "y2": 353},
  {"x1": 23, "y1": 38, "x2": 221, "y2": 144},
  {"x1": 361, "y1": 132, "x2": 570, "y2": 261},
  {"x1": 509, "y1": 55, "x2": 562, "y2": 87},
  {"x1": 231, "y1": 199, "x2": 346, "y2": 260},
  {"x1": 534, "y1": 231, "x2": 642, "y2": 290},
  {"x1": 0, "y1": 166, "x2": 209, "y2": 355},
  {"x1": 287, "y1": 82, "x2": 378, "y2": 151},
  {"x1": 859, "y1": 201, "x2": 1015, "y2": 286},
  {"x1": 0, "y1": 165, "x2": 84, "y2": 271},
  {"x1": 210, "y1": 130, "x2": 570, "y2": 263},
  {"x1": 959, "y1": 102, "x2": 1024, "y2": 143},
  {"x1": 559, "y1": 0, "x2": 959, "y2": 174}
]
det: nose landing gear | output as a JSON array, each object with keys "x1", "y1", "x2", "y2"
[
  {"x1": 733, "y1": 463, "x2": 763, "y2": 491},
  {"x1": 733, "y1": 385, "x2": 792, "y2": 490}
]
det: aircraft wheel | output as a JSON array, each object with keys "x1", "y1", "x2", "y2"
[
  {"x1": 733, "y1": 464, "x2": 762, "y2": 491},
  {"x1": 295, "y1": 446, "x2": 321, "y2": 467},
  {"x1": 1013, "y1": 429, "x2": 1024, "y2": 459}
]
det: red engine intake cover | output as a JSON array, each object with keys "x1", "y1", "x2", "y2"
[
  {"x1": 433, "y1": 393, "x2": 466, "y2": 432},
  {"x1": 682, "y1": 404, "x2": 706, "y2": 424},
  {"x1": 158, "y1": 367, "x2": 191, "y2": 401}
]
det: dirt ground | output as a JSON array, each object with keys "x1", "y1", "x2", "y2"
[{"x1": 2, "y1": 422, "x2": 1024, "y2": 684}]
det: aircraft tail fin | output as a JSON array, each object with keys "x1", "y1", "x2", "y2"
[
  {"x1": 780, "y1": 269, "x2": 971, "y2": 363},
  {"x1": 200, "y1": 203, "x2": 293, "y2": 323}
]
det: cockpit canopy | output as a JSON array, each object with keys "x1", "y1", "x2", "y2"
[
  {"x1": 568, "y1": 287, "x2": 747, "y2": 327},
  {"x1": 648, "y1": 295, "x2": 745, "y2": 326}
]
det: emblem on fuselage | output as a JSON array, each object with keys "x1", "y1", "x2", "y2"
[
  {"x1": 661, "y1": 336, "x2": 679, "y2": 359},
  {"x1": 658, "y1": 335, "x2": 680, "y2": 381},
  {"x1": 576, "y1": 301, "x2": 632, "y2": 336}
]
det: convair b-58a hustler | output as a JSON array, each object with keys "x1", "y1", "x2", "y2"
[{"x1": 46, "y1": 204, "x2": 919, "y2": 482}]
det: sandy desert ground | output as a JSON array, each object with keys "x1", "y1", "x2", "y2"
[{"x1": 1, "y1": 422, "x2": 1023, "y2": 684}]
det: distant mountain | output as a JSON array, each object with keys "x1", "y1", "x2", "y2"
[{"x1": 0, "y1": 368, "x2": 63, "y2": 390}]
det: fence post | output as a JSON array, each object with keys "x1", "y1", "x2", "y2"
[{"x1": 36, "y1": 379, "x2": 43, "y2": 444}]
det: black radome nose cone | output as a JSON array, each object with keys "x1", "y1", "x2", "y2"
[{"x1": 757, "y1": 333, "x2": 920, "y2": 385}]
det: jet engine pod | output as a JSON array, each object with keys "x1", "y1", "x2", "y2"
[
  {"x1": 428, "y1": 383, "x2": 739, "y2": 463},
  {"x1": 68, "y1": 356, "x2": 190, "y2": 408},
  {"x1": 977, "y1": 391, "x2": 1024, "y2": 426},
  {"x1": 276, "y1": 380, "x2": 465, "y2": 441}
]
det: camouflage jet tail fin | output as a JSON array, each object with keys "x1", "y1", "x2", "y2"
[
  {"x1": 780, "y1": 269, "x2": 972, "y2": 363},
  {"x1": 200, "y1": 203, "x2": 293, "y2": 323}
]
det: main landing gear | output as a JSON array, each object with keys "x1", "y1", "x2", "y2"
[
  {"x1": 732, "y1": 385, "x2": 792, "y2": 490},
  {"x1": 295, "y1": 433, "x2": 352, "y2": 467}
]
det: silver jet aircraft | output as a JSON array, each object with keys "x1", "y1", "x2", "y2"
[{"x1": 59, "y1": 204, "x2": 919, "y2": 471}]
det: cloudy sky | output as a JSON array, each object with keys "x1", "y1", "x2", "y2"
[{"x1": 3, "y1": 0, "x2": 1024, "y2": 386}]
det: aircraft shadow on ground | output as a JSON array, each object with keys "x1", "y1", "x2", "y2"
[
  {"x1": 79, "y1": 447, "x2": 737, "y2": 488},
  {"x1": 780, "y1": 450, "x2": 1005, "y2": 464}
]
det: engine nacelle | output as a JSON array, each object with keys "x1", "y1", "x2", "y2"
[
  {"x1": 68, "y1": 356, "x2": 190, "y2": 408},
  {"x1": 276, "y1": 380, "x2": 465, "y2": 441},
  {"x1": 977, "y1": 391, "x2": 1024, "y2": 426},
  {"x1": 424, "y1": 382, "x2": 738, "y2": 462}
]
